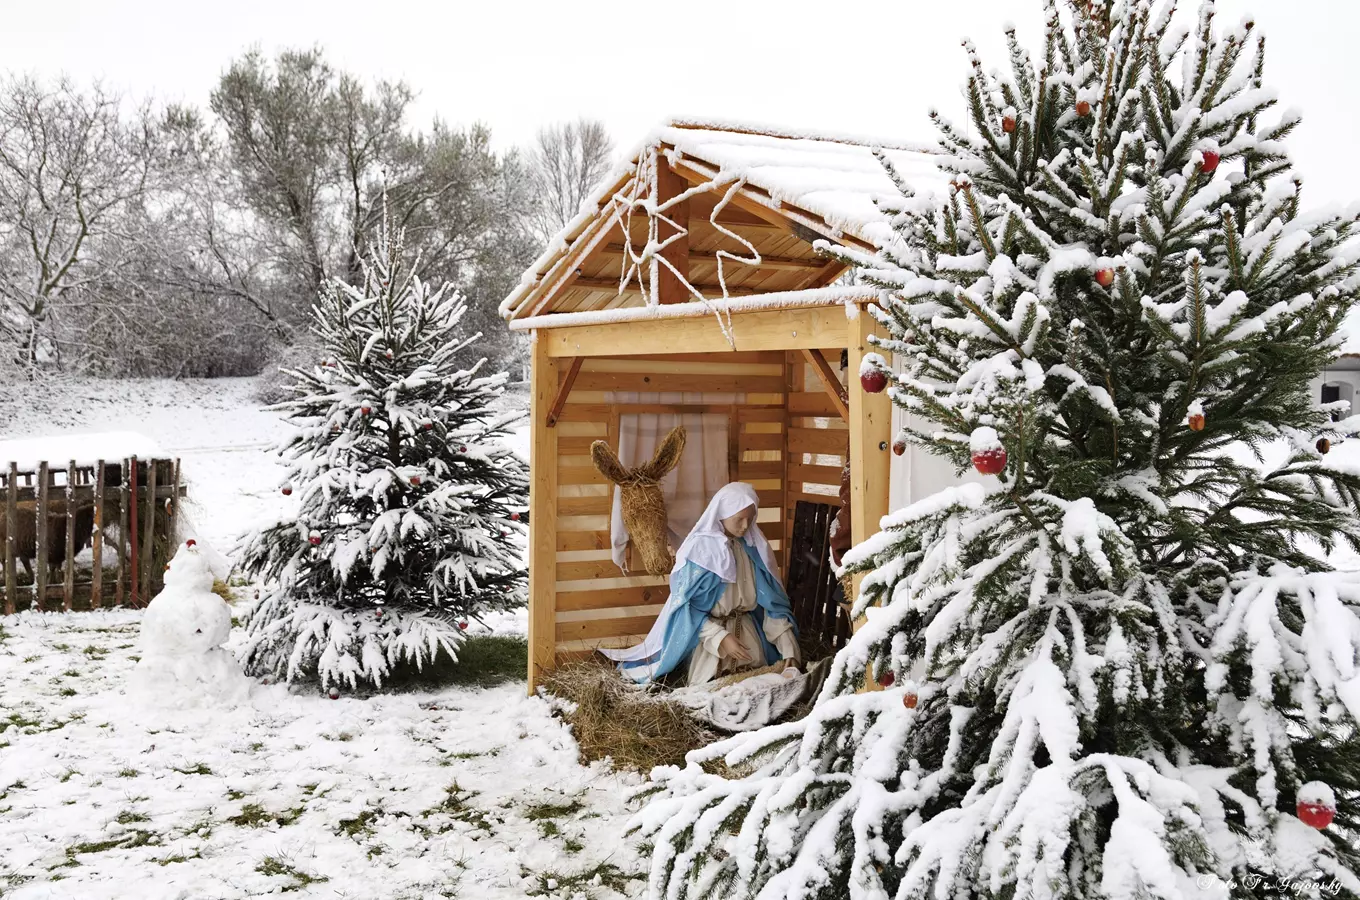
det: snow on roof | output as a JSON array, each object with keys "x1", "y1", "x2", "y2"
[
  {"x1": 1339, "y1": 308, "x2": 1360, "y2": 358},
  {"x1": 500, "y1": 118, "x2": 947, "y2": 323},
  {"x1": 658, "y1": 118, "x2": 948, "y2": 248},
  {"x1": 0, "y1": 431, "x2": 167, "y2": 471}
]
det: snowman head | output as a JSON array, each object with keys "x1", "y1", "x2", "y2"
[{"x1": 163, "y1": 542, "x2": 215, "y2": 593}]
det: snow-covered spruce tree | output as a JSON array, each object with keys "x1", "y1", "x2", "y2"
[
  {"x1": 631, "y1": 3, "x2": 1360, "y2": 898},
  {"x1": 237, "y1": 207, "x2": 528, "y2": 689}
]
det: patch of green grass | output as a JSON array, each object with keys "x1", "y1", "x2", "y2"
[
  {"x1": 58, "y1": 767, "x2": 79, "y2": 783},
  {"x1": 114, "y1": 810, "x2": 149, "y2": 825},
  {"x1": 61, "y1": 669, "x2": 80, "y2": 677},
  {"x1": 524, "y1": 799, "x2": 584, "y2": 821},
  {"x1": 255, "y1": 856, "x2": 328, "y2": 892},
  {"x1": 228, "y1": 802, "x2": 305, "y2": 828},
  {"x1": 428, "y1": 781, "x2": 493, "y2": 834},
  {"x1": 51, "y1": 643, "x2": 70, "y2": 651},
  {"x1": 58, "y1": 687, "x2": 77, "y2": 697},
  {"x1": 337, "y1": 808, "x2": 380, "y2": 838},
  {"x1": 171, "y1": 762, "x2": 213, "y2": 776},
  {"x1": 523, "y1": 862, "x2": 640, "y2": 897},
  {"x1": 117, "y1": 768, "x2": 139, "y2": 778},
  {"x1": 158, "y1": 849, "x2": 202, "y2": 866},
  {"x1": 247, "y1": 741, "x2": 265, "y2": 752},
  {"x1": 563, "y1": 836, "x2": 584, "y2": 854},
  {"x1": 22, "y1": 654, "x2": 40, "y2": 662},
  {"x1": 67, "y1": 830, "x2": 158, "y2": 857},
  {"x1": 538, "y1": 821, "x2": 560, "y2": 838},
  {"x1": 226, "y1": 788, "x2": 247, "y2": 801},
  {"x1": 385, "y1": 635, "x2": 528, "y2": 690},
  {"x1": 0, "y1": 780, "x2": 26, "y2": 801},
  {"x1": 82, "y1": 645, "x2": 108, "y2": 658}
]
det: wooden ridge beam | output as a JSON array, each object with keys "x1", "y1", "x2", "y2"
[
  {"x1": 801, "y1": 349, "x2": 849, "y2": 420},
  {"x1": 546, "y1": 357, "x2": 584, "y2": 428},
  {"x1": 657, "y1": 156, "x2": 690, "y2": 305},
  {"x1": 570, "y1": 276, "x2": 763, "y2": 298}
]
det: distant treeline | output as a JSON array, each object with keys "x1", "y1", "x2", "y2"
[{"x1": 0, "y1": 47, "x2": 614, "y2": 381}]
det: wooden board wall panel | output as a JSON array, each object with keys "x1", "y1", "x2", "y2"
[
  {"x1": 789, "y1": 428, "x2": 850, "y2": 455},
  {"x1": 572, "y1": 372, "x2": 786, "y2": 393},
  {"x1": 582, "y1": 358, "x2": 784, "y2": 376},
  {"x1": 558, "y1": 465, "x2": 609, "y2": 486},
  {"x1": 738, "y1": 461, "x2": 783, "y2": 480},
  {"x1": 557, "y1": 495, "x2": 611, "y2": 516},
  {"x1": 557, "y1": 616, "x2": 662, "y2": 643},
  {"x1": 556, "y1": 584, "x2": 670, "y2": 612},
  {"x1": 558, "y1": 514, "x2": 610, "y2": 533},
  {"x1": 789, "y1": 463, "x2": 845, "y2": 486},
  {"x1": 789, "y1": 393, "x2": 842, "y2": 416},
  {"x1": 740, "y1": 433, "x2": 784, "y2": 452},
  {"x1": 557, "y1": 531, "x2": 611, "y2": 552}
]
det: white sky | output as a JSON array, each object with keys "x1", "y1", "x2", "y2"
[{"x1": 0, "y1": 0, "x2": 1353, "y2": 201}]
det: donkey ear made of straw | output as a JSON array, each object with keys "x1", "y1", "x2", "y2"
[
  {"x1": 590, "y1": 440, "x2": 630, "y2": 484},
  {"x1": 638, "y1": 426, "x2": 687, "y2": 481}
]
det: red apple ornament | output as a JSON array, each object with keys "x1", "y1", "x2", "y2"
[
  {"x1": 1298, "y1": 782, "x2": 1336, "y2": 829},
  {"x1": 1318, "y1": 437, "x2": 1332, "y2": 454},
  {"x1": 860, "y1": 369, "x2": 887, "y2": 394},
  {"x1": 903, "y1": 692, "x2": 919, "y2": 710},
  {"x1": 1002, "y1": 115, "x2": 1016, "y2": 134},
  {"x1": 1075, "y1": 100, "x2": 1092, "y2": 117},
  {"x1": 281, "y1": 484, "x2": 293, "y2": 496},
  {"x1": 970, "y1": 426, "x2": 1008, "y2": 475},
  {"x1": 308, "y1": 530, "x2": 322, "y2": 546},
  {"x1": 457, "y1": 620, "x2": 468, "y2": 631},
  {"x1": 892, "y1": 437, "x2": 907, "y2": 457},
  {"x1": 186, "y1": 539, "x2": 196, "y2": 549},
  {"x1": 1199, "y1": 149, "x2": 1220, "y2": 174},
  {"x1": 327, "y1": 687, "x2": 340, "y2": 700},
  {"x1": 878, "y1": 670, "x2": 896, "y2": 687},
  {"x1": 1095, "y1": 268, "x2": 1115, "y2": 288}
]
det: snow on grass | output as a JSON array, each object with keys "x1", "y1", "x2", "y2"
[{"x1": 0, "y1": 609, "x2": 644, "y2": 899}]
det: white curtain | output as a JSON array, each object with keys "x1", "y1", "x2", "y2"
[{"x1": 606, "y1": 392, "x2": 734, "y2": 573}]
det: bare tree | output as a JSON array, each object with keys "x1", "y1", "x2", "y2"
[
  {"x1": 527, "y1": 118, "x2": 615, "y2": 244},
  {"x1": 0, "y1": 76, "x2": 157, "y2": 369}
]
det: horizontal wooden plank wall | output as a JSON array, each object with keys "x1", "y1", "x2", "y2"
[
  {"x1": 783, "y1": 350, "x2": 850, "y2": 557},
  {"x1": 552, "y1": 352, "x2": 789, "y2": 665}
]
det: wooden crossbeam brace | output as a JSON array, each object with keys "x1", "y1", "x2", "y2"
[
  {"x1": 546, "y1": 357, "x2": 584, "y2": 427},
  {"x1": 801, "y1": 349, "x2": 849, "y2": 420}
]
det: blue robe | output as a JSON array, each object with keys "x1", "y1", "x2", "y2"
[{"x1": 618, "y1": 541, "x2": 798, "y2": 683}]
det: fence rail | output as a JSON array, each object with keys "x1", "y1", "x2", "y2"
[{"x1": 1, "y1": 456, "x2": 184, "y2": 615}]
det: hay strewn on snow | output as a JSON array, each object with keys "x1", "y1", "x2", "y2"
[{"x1": 541, "y1": 657, "x2": 718, "y2": 772}]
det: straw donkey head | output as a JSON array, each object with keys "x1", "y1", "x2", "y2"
[{"x1": 591, "y1": 425, "x2": 687, "y2": 576}]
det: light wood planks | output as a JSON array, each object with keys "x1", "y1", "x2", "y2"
[
  {"x1": 543, "y1": 305, "x2": 851, "y2": 358},
  {"x1": 847, "y1": 306, "x2": 892, "y2": 632},
  {"x1": 527, "y1": 336, "x2": 561, "y2": 693}
]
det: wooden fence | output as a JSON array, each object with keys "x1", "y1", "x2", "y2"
[{"x1": 1, "y1": 457, "x2": 184, "y2": 614}]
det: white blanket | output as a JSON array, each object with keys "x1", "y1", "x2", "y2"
[{"x1": 667, "y1": 667, "x2": 807, "y2": 732}]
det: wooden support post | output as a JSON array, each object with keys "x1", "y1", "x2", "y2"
[
  {"x1": 141, "y1": 459, "x2": 157, "y2": 602},
  {"x1": 846, "y1": 306, "x2": 892, "y2": 630},
  {"x1": 64, "y1": 460, "x2": 76, "y2": 611},
  {"x1": 116, "y1": 459, "x2": 129, "y2": 607},
  {"x1": 91, "y1": 461, "x2": 104, "y2": 609},
  {"x1": 801, "y1": 349, "x2": 849, "y2": 420},
  {"x1": 656, "y1": 155, "x2": 690, "y2": 305},
  {"x1": 128, "y1": 457, "x2": 139, "y2": 607},
  {"x1": 545, "y1": 357, "x2": 584, "y2": 427},
  {"x1": 169, "y1": 458, "x2": 181, "y2": 542},
  {"x1": 34, "y1": 462, "x2": 48, "y2": 612},
  {"x1": 4, "y1": 462, "x2": 15, "y2": 615},
  {"x1": 527, "y1": 334, "x2": 561, "y2": 694}
]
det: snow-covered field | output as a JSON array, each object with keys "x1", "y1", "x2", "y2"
[{"x1": 0, "y1": 377, "x2": 646, "y2": 900}]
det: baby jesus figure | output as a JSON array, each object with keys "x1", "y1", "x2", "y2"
[{"x1": 601, "y1": 482, "x2": 800, "y2": 685}]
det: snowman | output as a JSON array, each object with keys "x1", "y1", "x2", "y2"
[{"x1": 129, "y1": 540, "x2": 251, "y2": 708}]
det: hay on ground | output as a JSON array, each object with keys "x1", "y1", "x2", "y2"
[{"x1": 541, "y1": 656, "x2": 718, "y2": 773}]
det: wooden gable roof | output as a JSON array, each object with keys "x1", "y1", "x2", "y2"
[{"x1": 500, "y1": 120, "x2": 947, "y2": 327}]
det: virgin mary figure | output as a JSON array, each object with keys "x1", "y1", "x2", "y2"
[{"x1": 601, "y1": 482, "x2": 800, "y2": 685}]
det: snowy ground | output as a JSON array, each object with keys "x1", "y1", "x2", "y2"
[
  {"x1": 0, "y1": 610, "x2": 645, "y2": 899},
  {"x1": 0, "y1": 377, "x2": 645, "y2": 900}
]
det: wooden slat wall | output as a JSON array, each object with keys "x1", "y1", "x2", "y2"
[
  {"x1": 783, "y1": 350, "x2": 849, "y2": 554},
  {"x1": 552, "y1": 352, "x2": 789, "y2": 664}
]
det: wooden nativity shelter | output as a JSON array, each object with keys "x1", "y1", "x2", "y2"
[{"x1": 502, "y1": 121, "x2": 946, "y2": 691}]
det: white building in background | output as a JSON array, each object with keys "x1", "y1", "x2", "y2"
[{"x1": 886, "y1": 347, "x2": 1360, "y2": 515}]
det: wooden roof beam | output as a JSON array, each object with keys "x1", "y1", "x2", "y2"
[
  {"x1": 571, "y1": 277, "x2": 764, "y2": 298},
  {"x1": 801, "y1": 349, "x2": 849, "y2": 420},
  {"x1": 657, "y1": 156, "x2": 690, "y2": 305},
  {"x1": 600, "y1": 244, "x2": 825, "y2": 271}
]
